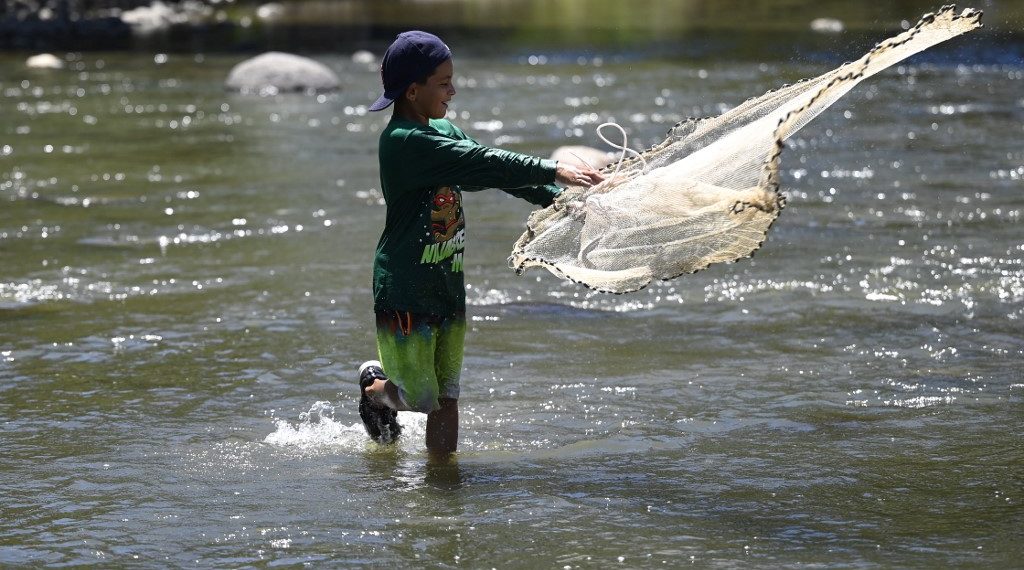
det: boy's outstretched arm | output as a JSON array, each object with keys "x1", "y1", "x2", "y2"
[{"x1": 402, "y1": 129, "x2": 601, "y2": 192}]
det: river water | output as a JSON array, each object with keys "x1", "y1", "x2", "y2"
[{"x1": 1, "y1": 36, "x2": 1022, "y2": 568}]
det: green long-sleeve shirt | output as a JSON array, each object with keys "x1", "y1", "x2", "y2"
[{"x1": 373, "y1": 117, "x2": 560, "y2": 316}]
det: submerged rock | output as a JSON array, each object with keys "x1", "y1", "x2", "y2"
[
  {"x1": 26, "y1": 53, "x2": 64, "y2": 69},
  {"x1": 225, "y1": 52, "x2": 340, "y2": 94}
]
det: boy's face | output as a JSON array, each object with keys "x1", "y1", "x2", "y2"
[{"x1": 405, "y1": 59, "x2": 456, "y2": 122}]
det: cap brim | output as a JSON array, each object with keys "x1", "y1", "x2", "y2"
[{"x1": 368, "y1": 93, "x2": 394, "y2": 112}]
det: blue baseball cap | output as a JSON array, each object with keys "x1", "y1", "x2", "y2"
[{"x1": 369, "y1": 31, "x2": 452, "y2": 112}]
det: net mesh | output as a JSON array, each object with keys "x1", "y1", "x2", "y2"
[{"x1": 509, "y1": 5, "x2": 983, "y2": 293}]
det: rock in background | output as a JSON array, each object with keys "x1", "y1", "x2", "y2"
[
  {"x1": 25, "y1": 52, "x2": 64, "y2": 68},
  {"x1": 225, "y1": 51, "x2": 340, "y2": 95}
]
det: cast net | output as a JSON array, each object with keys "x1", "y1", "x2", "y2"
[{"x1": 509, "y1": 5, "x2": 983, "y2": 293}]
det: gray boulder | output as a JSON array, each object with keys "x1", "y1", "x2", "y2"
[{"x1": 225, "y1": 52, "x2": 340, "y2": 94}]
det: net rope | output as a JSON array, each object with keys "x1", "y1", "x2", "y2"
[{"x1": 509, "y1": 5, "x2": 983, "y2": 293}]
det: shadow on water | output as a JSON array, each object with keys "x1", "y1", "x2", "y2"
[{"x1": 357, "y1": 443, "x2": 467, "y2": 492}]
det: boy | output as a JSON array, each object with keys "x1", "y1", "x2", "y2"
[{"x1": 358, "y1": 31, "x2": 603, "y2": 456}]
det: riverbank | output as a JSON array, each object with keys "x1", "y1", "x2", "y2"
[{"x1": 3, "y1": 0, "x2": 1023, "y2": 64}]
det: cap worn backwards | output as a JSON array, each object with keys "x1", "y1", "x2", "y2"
[{"x1": 369, "y1": 31, "x2": 452, "y2": 112}]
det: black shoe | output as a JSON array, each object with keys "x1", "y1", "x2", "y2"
[{"x1": 358, "y1": 360, "x2": 401, "y2": 444}]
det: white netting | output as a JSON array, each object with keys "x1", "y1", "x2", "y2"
[{"x1": 510, "y1": 5, "x2": 983, "y2": 293}]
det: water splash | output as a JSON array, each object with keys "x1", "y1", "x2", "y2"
[{"x1": 263, "y1": 401, "x2": 425, "y2": 453}]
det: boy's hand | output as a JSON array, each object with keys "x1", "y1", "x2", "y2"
[{"x1": 555, "y1": 162, "x2": 605, "y2": 188}]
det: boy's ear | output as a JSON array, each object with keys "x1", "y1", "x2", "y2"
[{"x1": 405, "y1": 83, "x2": 418, "y2": 102}]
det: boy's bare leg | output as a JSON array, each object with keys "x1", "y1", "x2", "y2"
[
  {"x1": 426, "y1": 398, "x2": 458, "y2": 456},
  {"x1": 365, "y1": 380, "x2": 458, "y2": 454}
]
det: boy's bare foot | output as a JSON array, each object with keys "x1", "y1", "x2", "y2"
[{"x1": 358, "y1": 360, "x2": 401, "y2": 444}]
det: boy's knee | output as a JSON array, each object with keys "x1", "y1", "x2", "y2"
[
  {"x1": 385, "y1": 374, "x2": 442, "y2": 413},
  {"x1": 407, "y1": 390, "x2": 441, "y2": 414}
]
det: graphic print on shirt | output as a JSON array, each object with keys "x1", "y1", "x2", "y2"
[
  {"x1": 420, "y1": 185, "x2": 465, "y2": 272},
  {"x1": 430, "y1": 186, "x2": 463, "y2": 241}
]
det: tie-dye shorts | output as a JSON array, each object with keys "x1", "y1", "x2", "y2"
[{"x1": 375, "y1": 310, "x2": 465, "y2": 413}]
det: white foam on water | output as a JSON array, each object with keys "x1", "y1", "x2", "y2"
[
  {"x1": 263, "y1": 401, "x2": 426, "y2": 453},
  {"x1": 262, "y1": 400, "x2": 667, "y2": 461}
]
